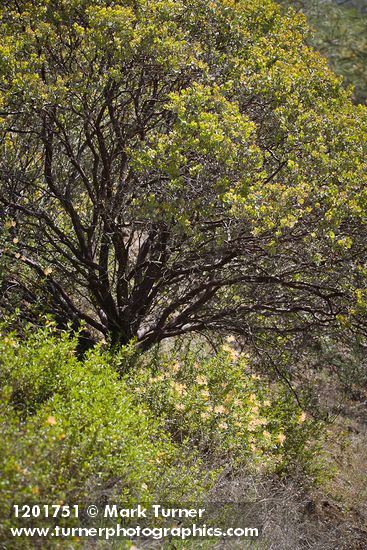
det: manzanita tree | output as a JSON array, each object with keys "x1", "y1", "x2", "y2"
[{"x1": 1, "y1": 0, "x2": 367, "y2": 350}]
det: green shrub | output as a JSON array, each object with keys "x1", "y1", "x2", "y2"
[
  {"x1": 0, "y1": 324, "x2": 210, "y2": 547},
  {"x1": 129, "y1": 338, "x2": 324, "y2": 476},
  {"x1": 0, "y1": 323, "x2": 328, "y2": 549}
]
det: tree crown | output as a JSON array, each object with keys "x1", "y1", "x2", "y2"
[{"x1": 1, "y1": 0, "x2": 367, "y2": 350}]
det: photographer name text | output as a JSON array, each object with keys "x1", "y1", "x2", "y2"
[{"x1": 104, "y1": 505, "x2": 206, "y2": 519}]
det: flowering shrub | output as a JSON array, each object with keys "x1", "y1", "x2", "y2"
[
  {"x1": 0, "y1": 323, "x2": 327, "y2": 549},
  {"x1": 129, "y1": 339, "x2": 324, "y2": 476},
  {"x1": 0, "y1": 324, "x2": 210, "y2": 548}
]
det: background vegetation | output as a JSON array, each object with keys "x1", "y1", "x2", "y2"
[{"x1": 280, "y1": 0, "x2": 367, "y2": 103}]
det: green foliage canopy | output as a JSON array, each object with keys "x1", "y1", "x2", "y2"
[{"x1": 1, "y1": 0, "x2": 367, "y2": 349}]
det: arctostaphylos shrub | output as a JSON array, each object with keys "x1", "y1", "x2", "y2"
[
  {"x1": 0, "y1": 322, "x2": 212, "y2": 548},
  {"x1": 128, "y1": 337, "x2": 325, "y2": 478}
]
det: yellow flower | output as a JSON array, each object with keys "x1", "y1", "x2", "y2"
[
  {"x1": 226, "y1": 335, "x2": 236, "y2": 343},
  {"x1": 214, "y1": 405, "x2": 226, "y2": 414},
  {"x1": 196, "y1": 375, "x2": 207, "y2": 385},
  {"x1": 248, "y1": 418, "x2": 267, "y2": 431},
  {"x1": 277, "y1": 433, "x2": 286, "y2": 445},
  {"x1": 47, "y1": 416, "x2": 56, "y2": 425},
  {"x1": 170, "y1": 362, "x2": 180, "y2": 373},
  {"x1": 4, "y1": 219, "x2": 16, "y2": 229},
  {"x1": 263, "y1": 430, "x2": 271, "y2": 439},
  {"x1": 263, "y1": 400, "x2": 271, "y2": 407},
  {"x1": 43, "y1": 266, "x2": 53, "y2": 276},
  {"x1": 172, "y1": 382, "x2": 186, "y2": 395},
  {"x1": 12, "y1": 237, "x2": 19, "y2": 244},
  {"x1": 201, "y1": 412, "x2": 210, "y2": 420},
  {"x1": 175, "y1": 403, "x2": 185, "y2": 411},
  {"x1": 151, "y1": 373, "x2": 166, "y2": 383},
  {"x1": 201, "y1": 389, "x2": 210, "y2": 399},
  {"x1": 222, "y1": 344, "x2": 239, "y2": 361},
  {"x1": 219, "y1": 422, "x2": 228, "y2": 430},
  {"x1": 4, "y1": 337, "x2": 16, "y2": 347},
  {"x1": 298, "y1": 412, "x2": 307, "y2": 423}
]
